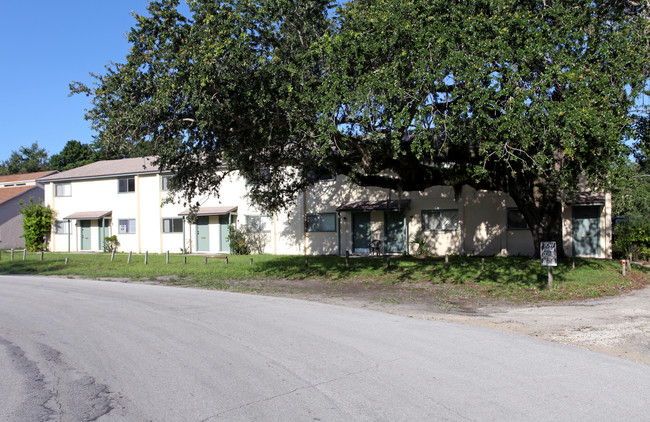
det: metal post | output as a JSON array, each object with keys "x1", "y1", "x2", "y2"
[
  {"x1": 622, "y1": 260, "x2": 626, "y2": 276},
  {"x1": 204, "y1": 256, "x2": 207, "y2": 265},
  {"x1": 225, "y1": 256, "x2": 228, "y2": 264},
  {"x1": 386, "y1": 256, "x2": 391, "y2": 270},
  {"x1": 23, "y1": 249, "x2": 26, "y2": 261},
  {"x1": 481, "y1": 258, "x2": 485, "y2": 271},
  {"x1": 548, "y1": 266, "x2": 554, "y2": 289},
  {"x1": 111, "y1": 250, "x2": 115, "y2": 262},
  {"x1": 65, "y1": 257, "x2": 69, "y2": 265},
  {"x1": 184, "y1": 256, "x2": 187, "y2": 265},
  {"x1": 40, "y1": 251, "x2": 44, "y2": 261},
  {"x1": 346, "y1": 250, "x2": 350, "y2": 268},
  {"x1": 445, "y1": 254, "x2": 449, "y2": 269},
  {"x1": 145, "y1": 251, "x2": 148, "y2": 265},
  {"x1": 250, "y1": 258, "x2": 253, "y2": 266},
  {"x1": 166, "y1": 250, "x2": 169, "y2": 264},
  {"x1": 128, "y1": 251, "x2": 132, "y2": 264},
  {"x1": 11, "y1": 248, "x2": 14, "y2": 261}
]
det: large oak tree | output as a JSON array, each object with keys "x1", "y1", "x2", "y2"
[{"x1": 73, "y1": 0, "x2": 650, "y2": 257}]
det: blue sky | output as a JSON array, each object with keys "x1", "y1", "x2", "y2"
[{"x1": 0, "y1": 1, "x2": 158, "y2": 162}]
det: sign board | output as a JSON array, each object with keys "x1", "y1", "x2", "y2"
[{"x1": 540, "y1": 241, "x2": 558, "y2": 267}]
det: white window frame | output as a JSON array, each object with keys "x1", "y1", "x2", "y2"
[
  {"x1": 118, "y1": 219, "x2": 136, "y2": 234},
  {"x1": 55, "y1": 183, "x2": 71, "y2": 197},
  {"x1": 422, "y1": 209, "x2": 459, "y2": 231},
  {"x1": 54, "y1": 220, "x2": 70, "y2": 234},
  {"x1": 161, "y1": 175, "x2": 174, "y2": 191},
  {"x1": 118, "y1": 177, "x2": 135, "y2": 193},
  {"x1": 245, "y1": 215, "x2": 272, "y2": 232},
  {"x1": 162, "y1": 218, "x2": 183, "y2": 233},
  {"x1": 305, "y1": 213, "x2": 336, "y2": 232}
]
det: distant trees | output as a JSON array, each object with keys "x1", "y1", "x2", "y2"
[
  {"x1": 0, "y1": 142, "x2": 50, "y2": 175},
  {"x1": 49, "y1": 140, "x2": 95, "y2": 171}
]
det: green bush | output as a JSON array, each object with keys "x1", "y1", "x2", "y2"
[
  {"x1": 19, "y1": 198, "x2": 55, "y2": 251},
  {"x1": 227, "y1": 225, "x2": 250, "y2": 255},
  {"x1": 613, "y1": 217, "x2": 650, "y2": 260},
  {"x1": 103, "y1": 235, "x2": 120, "y2": 252}
]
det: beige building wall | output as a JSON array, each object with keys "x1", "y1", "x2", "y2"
[{"x1": 44, "y1": 168, "x2": 612, "y2": 258}]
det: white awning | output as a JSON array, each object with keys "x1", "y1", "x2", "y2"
[{"x1": 64, "y1": 211, "x2": 112, "y2": 220}]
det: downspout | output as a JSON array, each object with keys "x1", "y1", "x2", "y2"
[
  {"x1": 182, "y1": 216, "x2": 186, "y2": 254},
  {"x1": 337, "y1": 211, "x2": 341, "y2": 256},
  {"x1": 67, "y1": 220, "x2": 71, "y2": 253}
]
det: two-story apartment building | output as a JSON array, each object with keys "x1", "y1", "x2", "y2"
[
  {"x1": 0, "y1": 171, "x2": 58, "y2": 249},
  {"x1": 38, "y1": 157, "x2": 611, "y2": 258}
]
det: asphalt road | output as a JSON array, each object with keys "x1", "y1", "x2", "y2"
[{"x1": 1, "y1": 275, "x2": 649, "y2": 421}]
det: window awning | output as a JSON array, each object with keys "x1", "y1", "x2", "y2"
[
  {"x1": 336, "y1": 199, "x2": 411, "y2": 212},
  {"x1": 64, "y1": 211, "x2": 112, "y2": 220},
  {"x1": 566, "y1": 193, "x2": 606, "y2": 206},
  {"x1": 178, "y1": 206, "x2": 238, "y2": 216}
]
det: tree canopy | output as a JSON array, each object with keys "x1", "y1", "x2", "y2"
[
  {"x1": 0, "y1": 142, "x2": 50, "y2": 175},
  {"x1": 73, "y1": 0, "x2": 650, "y2": 256},
  {"x1": 49, "y1": 140, "x2": 96, "y2": 171}
]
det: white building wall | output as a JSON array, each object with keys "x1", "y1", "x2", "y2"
[{"x1": 44, "y1": 168, "x2": 611, "y2": 258}]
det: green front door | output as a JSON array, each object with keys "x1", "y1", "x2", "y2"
[
  {"x1": 219, "y1": 215, "x2": 230, "y2": 252},
  {"x1": 573, "y1": 206, "x2": 601, "y2": 256},
  {"x1": 385, "y1": 212, "x2": 406, "y2": 253},
  {"x1": 79, "y1": 220, "x2": 91, "y2": 251},
  {"x1": 196, "y1": 216, "x2": 210, "y2": 252},
  {"x1": 352, "y1": 212, "x2": 370, "y2": 253}
]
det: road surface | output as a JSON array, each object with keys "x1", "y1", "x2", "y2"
[{"x1": 1, "y1": 275, "x2": 649, "y2": 421}]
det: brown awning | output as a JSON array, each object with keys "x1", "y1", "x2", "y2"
[
  {"x1": 64, "y1": 211, "x2": 112, "y2": 220},
  {"x1": 566, "y1": 193, "x2": 606, "y2": 206},
  {"x1": 178, "y1": 206, "x2": 237, "y2": 216},
  {"x1": 336, "y1": 199, "x2": 411, "y2": 212}
]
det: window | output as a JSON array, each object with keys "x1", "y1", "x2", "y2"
[
  {"x1": 118, "y1": 219, "x2": 136, "y2": 234},
  {"x1": 507, "y1": 209, "x2": 529, "y2": 230},
  {"x1": 422, "y1": 209, "x2": 458, "y2": 231},
  {"x1": 118, "y1": 177, "x2": 135, "y2": 193},
  {"x1": 3, "y1": 184, "x2": 14, "y2": 187},
  {"x1": 162, "y1": 218, "x2": 183, "y2": 233},
  {"x1": 305, "y1": 213, "x2": 336, "y2": 232},
  {"x1": 161, "y1": 175, "x2": 174, "y2": 191},
  {"x1": 246, "y1": 215, "x2": 272, "y2": 232},
  {"x1": 15, "y1": 183, "x2": 26, "y2": 186},
  {"x1": 54, "y1": 220, "x2": 69, "y2": 234},
  {"x1": 306, "y1": 169, "x2": 336, "y2": 182},
  {"x1": 55, "y1": 183, "x2": 71, "y2": 197}
]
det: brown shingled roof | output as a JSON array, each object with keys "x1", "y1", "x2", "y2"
[
  {"x1": 38, "y1": 157, "x2": 160, "y2": 182},
  {"x1": 0, "y1": 185, "x2": 39, "y2": 205},
  {"x1": 0, "y1": 171, "x2": 57, "y2": 184}
]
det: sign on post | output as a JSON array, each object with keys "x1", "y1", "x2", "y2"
[
  {"x1": 540, "y1": 242, "x2": 557, "y2": 267},
  {"x1": 541, "y1": 241, "x2": 557, "y2": 289}
]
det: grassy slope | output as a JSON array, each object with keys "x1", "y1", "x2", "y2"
[{"x1": 2, "y1": 252, "x2": 649, "y2": 303}]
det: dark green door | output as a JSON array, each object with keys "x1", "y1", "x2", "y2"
[
  {"x1": 79, "y1": 220, "x2": 91, "y2": 251},
  {"x1": 196, "y1": 216, "x2": 210, "y2": 252},
  {"x1": 573, "y1": 206, "x2": 600, "y2": 256},
  {"x1": 352, "y1": 212, "x2": 370, "y2": 253},
  {"x1": 219, "y1": 215, "x2": 230, "y2": 252},
  {"x1": 385, "y1": 212, "x2": 406, "y2": 253}
]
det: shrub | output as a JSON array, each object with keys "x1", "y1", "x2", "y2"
[
  {"x1": 103, "y1": 235, "x2": 120, "y2": 252},
  {"x1": 19, "y1": 198, "x2": 55, "y2": 251},
  {"x1": 612, "y1": 217, "x2": 650, "y2": 260},
  {"x1": 410, "y1": 234, "x2": 429, "y2": 256},
  {"x1": 227, "y1": 225, "x2": 251, "y2": 255}
]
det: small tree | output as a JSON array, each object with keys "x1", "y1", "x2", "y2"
[
  {"x1": 227, "y1": 225, "x2": 250, "y2": 255},
  {"x1": 19, "y1": 198, "x2": 55, "y2": 251}
]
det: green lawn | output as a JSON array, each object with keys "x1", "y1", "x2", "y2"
[{"x1": 1, "y1": 251, "x2": 647, "y2": 303}]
